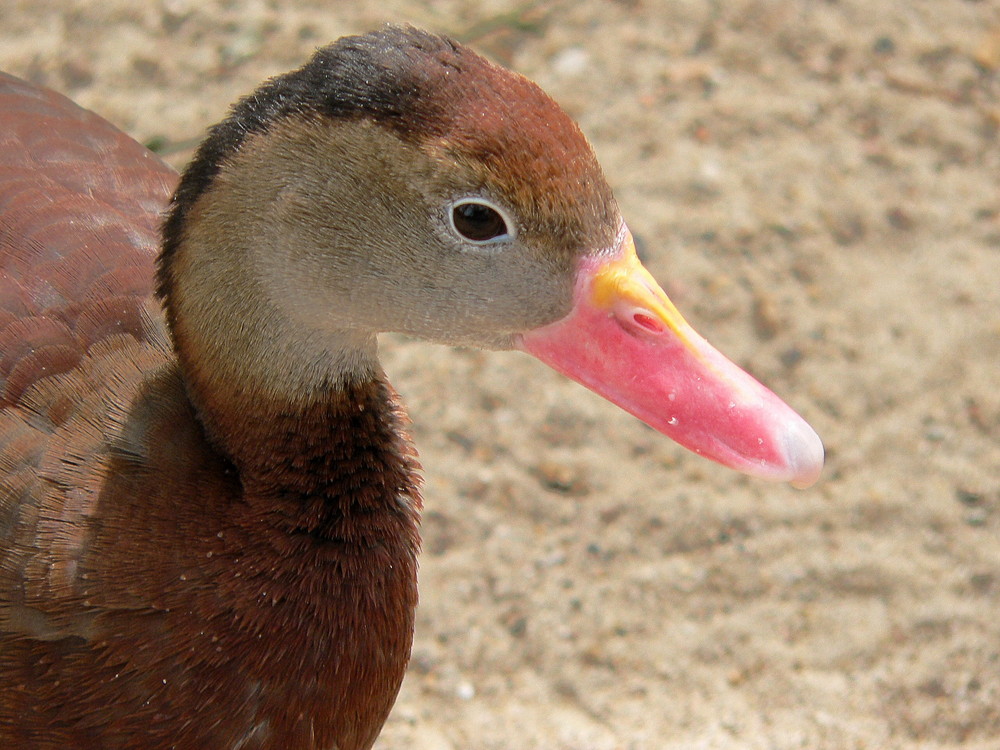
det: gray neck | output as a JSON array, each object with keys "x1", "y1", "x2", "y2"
[{"x1": 164, "y1": 124, "x2": 396, "y2": 404}]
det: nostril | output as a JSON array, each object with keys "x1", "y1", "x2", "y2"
[
  {"x1": 632, "y1": 311, "x2": 664, "y2": 334},
  {"x1": 612, "y1": 304, "x2": 668, "y2": 338}
]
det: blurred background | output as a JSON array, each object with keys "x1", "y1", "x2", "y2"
[{"x1": 2, "y1": 1, "x2": 998, "y2": 747}]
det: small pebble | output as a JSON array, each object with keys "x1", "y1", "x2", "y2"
[
  {"x1": 455, "y1": 681, "x2": 475, "y2": 700},
  {"x1": 551, "y1": 47, "x2": 590, "y2": 78}
]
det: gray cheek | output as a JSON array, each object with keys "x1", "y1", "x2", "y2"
[{"x1": 440, "y1": 251, "x2": 574, "y2": 335}]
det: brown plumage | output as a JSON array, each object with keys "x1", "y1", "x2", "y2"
[{"x1": 0, "y1": 25, "x2": 822, "y2": 750}]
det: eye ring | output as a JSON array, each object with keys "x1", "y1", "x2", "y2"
[{"x1": 447, "y1": 198, "x2": 516, "y2": 245}]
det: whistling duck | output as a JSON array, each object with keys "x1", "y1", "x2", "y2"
[{"x1": 0, "y1": 26, "x2": 822, "y2": 750}]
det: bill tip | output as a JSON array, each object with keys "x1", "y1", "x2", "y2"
[{"x1": 784, "y1": 418, "x2": 825, "y2": 489}]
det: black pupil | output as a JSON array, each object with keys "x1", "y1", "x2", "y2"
[{"x1": 453, "y1": 202, "x2": 507, "y2": 242}]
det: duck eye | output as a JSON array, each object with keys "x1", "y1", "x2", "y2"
[{"x1": 450, "y1": 200, "x2": 511, "y2": 243}]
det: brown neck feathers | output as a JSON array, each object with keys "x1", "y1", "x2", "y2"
[
  {"x1": 199, "y1": 375, "x2": 423, "y2": 749},
  {"x1": 208, "y1": 373, "x2": 423, "y2": 549}
]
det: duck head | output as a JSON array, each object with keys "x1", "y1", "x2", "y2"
[{"x1": 159, "y1": 26, "x2": 823, "y2": 487}]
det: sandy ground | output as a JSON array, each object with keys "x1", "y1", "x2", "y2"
[{"x1": 2, "y1": 1, "x2": 999, "y2": 748}]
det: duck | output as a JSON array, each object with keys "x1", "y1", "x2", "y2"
[{"x1": 0, "y1": 26, "x2": 823, "y2": 750}]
